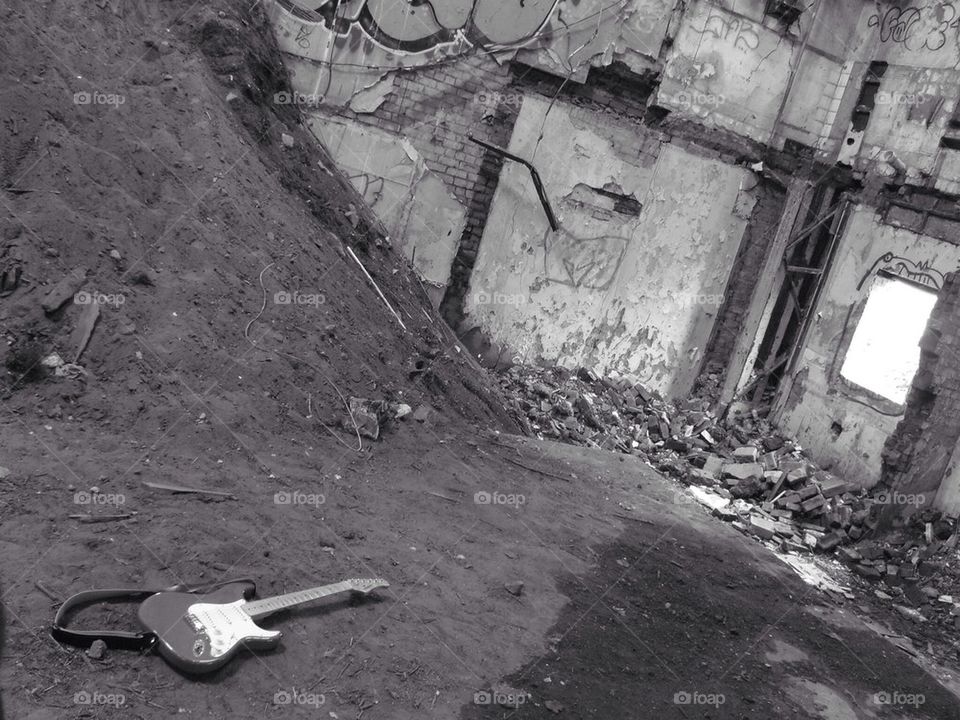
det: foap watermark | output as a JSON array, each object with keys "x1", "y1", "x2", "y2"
[
  {"x1": 874, "y1": 490, "x2": 926, "y2": 507},
  {"x1": 674, "y1": 690, "x2": 725, "y2": 707},
  {"x1": 873, "y1": 691, "x2": 925, "y2": 708},
  {"x1": 676, "y1": 292, "x2": 724, "y2": 307},
  {"x1": 74, "y1": 290, "x2": 125, "y2": 307},
  {"x1": 473, "y1": 91, "x2": 524, "y2": 108},
  {"x1": 474, "y1": 490, "x2": 526, "y2": 508},
  {"x1": 73, "y1": 90, "x2": 126, "y2": 107},
  {"x1": 473, "y1": 689, "x2": 527, "y2": 708},
  {"x1": 74, "y1": 491, "x2": 126, "y2": 506},
  {"x1": 274, "y1": 490, "x2": 325, "y2": 507},
  {"x1": 273, "y1": 91, "x2": 322, "y2": 107},
  {"x1": 875, "y1": 91, "x2": 928, "y2": 106},
  {"x1": 274, "y1": 688, "x2": 325, "y2": 708},
  {"x1": 472, "y1": 290, "x2": 526, "y2": 306},
  {"x1": 675, "y1": 91, "x2": 725, "y2": 108},
  {"x1": 74, "y1": 690, "x2": 126, "y2": 707},
  {"x1": 274, "y1": 290, "x2": 325, "y2": 307}
]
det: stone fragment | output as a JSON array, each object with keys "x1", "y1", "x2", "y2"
[
  {"x1": 86, "y1": 639, "x2": 107, "y2": 659},
  {"x1": 41, "y1": 267, "x2": 86, "y2": 313},
  {"x1": 504, "y1": 581, "x2": 524, "y2": 596}
]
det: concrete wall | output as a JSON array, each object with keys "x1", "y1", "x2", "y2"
[
  {"x1": 657, "y1": 1, "x2": 797, "y2": 142},
  {"x1": 308, "y1": 117, "x2": 467, "y2": 304},
  {"x1": 776, "y1": 54, "x2": 852, "y2": 156},
  {"x1": 852, "y1": 65, "x2": 959, "y2": 179},
  {"x1": 465, "y1": 95, "x2": 754, "y2": 398},
  {"x1": 777, "y1": 205, "x2": 960, "y2": 488}
]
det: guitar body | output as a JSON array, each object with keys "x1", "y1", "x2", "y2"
[{"x1": 138, "y1": 583, "x2": 281, "y2": 674}]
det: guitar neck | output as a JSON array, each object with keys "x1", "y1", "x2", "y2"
[{"x1": 243, "y1": 581, "x2": 355, "y2": 619}]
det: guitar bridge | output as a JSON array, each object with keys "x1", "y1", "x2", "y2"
[{"x1": 184, "y1": 613, "x2": 205, "y2": 633}]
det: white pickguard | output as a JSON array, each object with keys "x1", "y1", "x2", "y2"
[{"x1": 187, "y1": 599, "x2": 280, "y2": 658}]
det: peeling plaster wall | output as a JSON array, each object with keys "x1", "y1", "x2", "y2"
[
  {"x1": 777, "y1": 206, "x2": 960, "y2": 488},
  {"x1": 829, "y1": 3, "x2": 960, "y2": 183},
  {"x1": 308, "y1": 117, "x2": 467, "y2": 304},
  {"x1": 777, "y1": 54, "x2": 852, "y2": 157},
  {"x1": 465, "y1": 95, "x2": 752, "y2": 398},
  {"x1": 657, "y1": 1, "x2": 796, "y2": 142},
  {"x1": 515, "y1": 0, "x2": 675, "y2": 80},
  {"x1": 853, "y1": 66, "x2": 959, "y2": 179}
]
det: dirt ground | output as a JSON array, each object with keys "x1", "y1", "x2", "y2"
[
  {"x1": 3, "y1": 1, "x2": 960, "y2": 719},
  {"x1": 3, "y1": 427, "x2": 960, "y2": 719}
]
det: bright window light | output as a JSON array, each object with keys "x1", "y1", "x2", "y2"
[{"x1": 840, "y1": 275, "x2": 937, "y2": 405}]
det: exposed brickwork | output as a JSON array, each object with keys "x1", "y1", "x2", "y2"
[
  {"x1": 342, "y1": 54, "x2": 521, "y2": 324},
  {"x1": 334, "y1": 56, "x2": 794, "y2": 334},
  {"x1": 701, "y1": 183, "x2": 787, "y2": 382},
  {"x1": 882, "y1": 271, "x2": 960, "y2": 516}
]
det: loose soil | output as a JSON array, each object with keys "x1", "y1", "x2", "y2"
[{"x1": 2, "y1": 2, "x2": 960, "y2": 720}]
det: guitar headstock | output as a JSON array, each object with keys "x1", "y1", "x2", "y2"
[{"x1": 347, "y1": 578, "x2": 389, "y2": 595}]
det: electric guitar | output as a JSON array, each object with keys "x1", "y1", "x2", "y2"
[{"x1": 138, "y1": 578, "x2": 388, "y2": 673}]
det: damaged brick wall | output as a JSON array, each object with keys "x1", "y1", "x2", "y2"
[
  {"x1": 882, "y1": 271, "x2": 960, "y2": 517},
  {"x1": 345, "y1": 54, "x2": 520, "y2": 325},
  {"x1": 700, "y1": 182, "x2": 786, "y2": 388}
]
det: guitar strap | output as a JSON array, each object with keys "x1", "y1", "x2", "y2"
[{"x1": 51, "y1": 578, "x2": 256, "y2": 651}]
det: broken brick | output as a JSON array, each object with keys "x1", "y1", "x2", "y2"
[
  {"x1": 785, "y1": 468, "x2": 809, "y2": 487},
  {"x1": 819, "y1": 476, "x2": 849, "y2": 498},
  {"x1": 733, "y1": 446, "x2": 760, "y2": 462},
  {"x1": 701, "y1": 454, "x2": 725, "y2": 478},
  {"x1": 722, "y1": 463, "x2": 763, "y2": 481},
  {"x1": 838, "y1": 547, "x2": 862, "y2": 563},
  {"x1": 749, "y1": 515, "x2": 778, "y2": 540},
  {"x1": 817, "y1": 532, "x2": 843, "y2": 552},
  {"x1": 853, "y1": 563, "x2": 883, "y2": 580},
  {"x1": 760, "y1": 452, "x2": 779, "y2": 471}
]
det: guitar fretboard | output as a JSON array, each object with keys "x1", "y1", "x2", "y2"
[{"x1": 242, "y1": 581, "x2": 353, "y2": 619}]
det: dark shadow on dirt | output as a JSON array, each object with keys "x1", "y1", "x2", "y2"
[{"x1": 459, "y1": 519, "x2": 960, "y2": 719}]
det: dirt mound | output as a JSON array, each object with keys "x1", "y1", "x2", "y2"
[{"x1": 0, "y1": 0, "x2": 517, "y2": 440}]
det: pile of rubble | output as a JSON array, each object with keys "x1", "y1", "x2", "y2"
[{"x1": 499, "y1": 364, "x2": 960, "y2": 632}]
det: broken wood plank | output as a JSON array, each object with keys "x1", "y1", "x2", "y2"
[
  {"x1": 425, "y1": 490, "x2": 459, "y2": 503},
  {"x1": 504, "y1": 456, "x2": 572, "y2": 482},
  {"x1": 69, "y1": 513, "x2": 134, "y2": 523},
  {"x1": 142, "y1": 480, "x2": 236, "y2": 498}
]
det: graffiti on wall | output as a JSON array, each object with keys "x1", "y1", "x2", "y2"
[
  {"x1": 857, "y1": 252, "x2": 945, "y2": 291},
  {"x1": 867, "y1": 3, "x2": 960, "y2": 52},
  {"x1": 656, "y1": 2, "x2": 796, "y2": 142},
  {"x1": 277, "y1": 0, "x2": 560, "y2": 59},
  {"x1": 542, "y1": 227, "x2": 628, "y2": 290},
  {"x1": 271, "y1": 0, "x2": 563, "y2": 106},
  {"x1": 693, "y1": 11, "x2": 760, "y2": 52}
]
